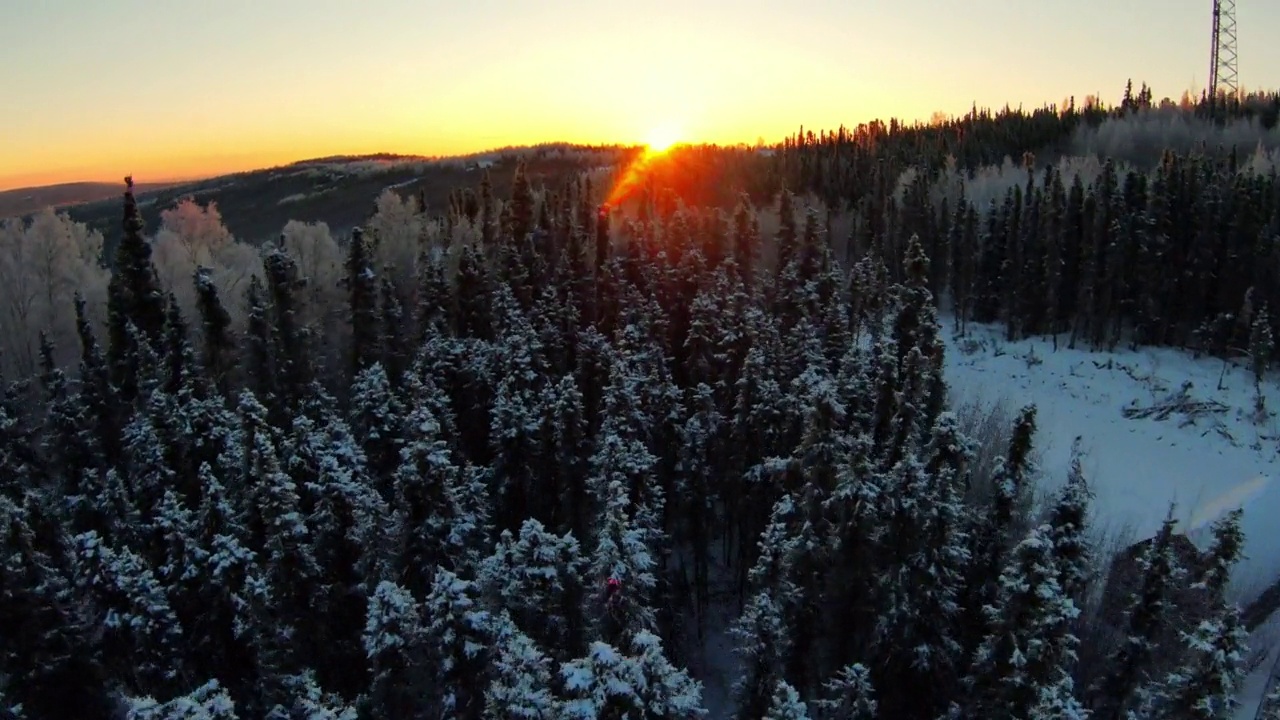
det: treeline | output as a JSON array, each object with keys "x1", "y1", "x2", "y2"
[
  {"x1": 0, "y1": 143, "x2": 1259, "y2": 720},
  {"x1": 750, "y1": 87, "x2": 1280, "y2": 372}
]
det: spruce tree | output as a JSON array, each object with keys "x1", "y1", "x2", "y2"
[
  {"x1": 263, "y1": 248, "x2": 311, "y2": 410},
  {"x1": 814, "y1": 664, "x2": 877, "y2": 720},
  {"x1": 1047, "y1": 441, "x2": 1092, "y2": 605},
  {"x1": 1250, "y1": 304, "x2": 1273, "y2": 418},
  {"x1": 345, "y1": 227, "x2": 380, "y2": 377},
  {"x1": 965, "y1": 525, "x2": 1083, "y2": 720},
  {"x1": 0, "y1": 497, "x2": 113, "y2": 719},
  {"x1": 194, "y1": 266, "x2": 235, "y2": 397},
  {"x1": 484, "y1": 619, "x2": 556, "y2": 720},
  {"x1": 1090, "y1": 510, "x2": 1183, "y2": 720},
  {"x1": 362, "y1": 580, "x2": 427, "y2": 720},
  {"x1": 107, "y1": 177, "x2": 167, "y2": 402},
  {"x1": 765, "y1": 681, "x2": 811, "y2": 720},
  {"x1": 477, "y1": 518, "x2": 587, "y2": 661}
]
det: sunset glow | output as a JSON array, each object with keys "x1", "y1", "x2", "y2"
[
  {"x1": 3, "y1": 1, "x2": 1279, "y2": 191},
  {"x1": 645, "y1": 126, "x2": 682, "y2": 155}
]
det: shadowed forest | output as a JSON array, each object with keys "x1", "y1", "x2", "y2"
[{"x1": 3, "y1": 86, "x2": 1280, "y2": 719}]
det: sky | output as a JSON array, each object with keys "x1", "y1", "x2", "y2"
[{"x1": 2, "y1": 0, "x2": 1277, "y2": 191}]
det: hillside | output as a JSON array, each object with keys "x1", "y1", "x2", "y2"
[
  {"x1": 53, "y1": 148, "x2": 628, "y2": 253},
  {"x1": 0, "y1": 180, "x2": 180, "y2": 220}
]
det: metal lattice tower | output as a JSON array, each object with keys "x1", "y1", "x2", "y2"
[{"x1": 1209, "y1": 0, "x2": 1239, "y2": 99}]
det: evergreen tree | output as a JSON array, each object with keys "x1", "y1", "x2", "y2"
[
  {"x1": 477, "y1": 518, "x2": 587, "y2": 660},
  {"x1": 242, "y1": 276, "x2": 277, "y2": 421},
  {"x1": 362, "y1": 581, "x2": 426, "y2": 720},
  {"x1": 186, "y1": 463, "x2": 272, "y2": 716},
  {"x1": 484, "y1": 619, "x2": 556, "y2": 720},
  {"x1": 194, "y1": 266, "x2": 235, "y2": 396},
  {"x1": 1047, "y1": 441, "x2": 1092, "y2": 605},
  {"x1": 415, "y1": 250, "x2": 455, "y2": 341},
  {"x1": 125, "y1": 679, "x2": 239, "y2": 720},
  {"x1": 1250, "y1": 304, "x2": 1274, "y2": 417},
  {"x1": 379, "y1": 274, "x2": 409, "y2": 384},
  {"x1": 107, "y1": 177, "x2": 167, "y2": 402},
  {"x1": 765, "y1": 681, "x2": 811, "y2": 720},
  {"x1": 814, "y1": 664, "x2": 877, "y2": 720},
  {"x1": 0, "y1": 496, "x2": 113, "y2": 719},
  {"x1": 71, "y1": 531, "x2": 186, "y2": 698},
  {"x1": 162, "y1": 293, "x2": 195, "y2": 396},
  {"x1": 347, "y1": 362, "x2": 404, "y2": 498},
  {"x1": 238, "y1": 392, "x2": 320, "y2": 674},
  {"x1": 422, "y1": 569, "x2": 495, "y2": 720},
  {"x1": 872, "y1": 421, "x2": 970, "y2": 718},
  {"x1": 1159, "y1": 611, "x2": 1248, "y2": 720},
  {"x1": 1090, "y1": 510, "x2": 1183, "y2": 720},
  {"x1": 732, "y1": 493, "x2": 814, "y2": 719},
  {"x1": 345, "y1": 228, "x2": 380, "y2": 377},
  {"x1": 455, "y1": 244, "x2": 494, "y2": 342},
  {"x1": 263, "y1": 248, "x2": 311, "y2": 411},
  {"x1": 558, "y1": 631, "x2": 706, "y2": 719},
  {"x1": 965, "y1": 525, "x2": 1082, "y2": 720}
]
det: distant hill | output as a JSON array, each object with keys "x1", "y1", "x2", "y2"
[
  {"x1": 40, "y1": 146, "x2": 627, "y2": 255},
  {"x1": 0, "y1": 180, "x2": 182, "y2": 220}
]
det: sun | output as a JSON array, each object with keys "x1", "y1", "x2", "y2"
[{"x1": 644, "y1": 125, "x2": 681, "y2": 154}]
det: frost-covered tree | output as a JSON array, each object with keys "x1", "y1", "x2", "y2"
[
  {"x1": 477, "y1": 518, "x2": 587, "y2": 659},
  {"x1": 1047, "y1": 441, "x2": 1093, "y2": 605},
  {"x1": 1090, "y1": 510, "x2": 1183, "y2": 720},
  {"x1": 362, "y1": 581, "x2": 426, "y2": 720},
  {"x1": 0, "y1": 209, "x2": 109, "y2": 376},
  {"x1": 559, "y1": 631, "x2": 706, "y2": 719},
  {"x1": 814, "y1": 664, "x2": 877, "y2": 720},
  {"x1": 765, "y1": 681, "x2": 811, "y2": 720},
  {"x1": 422, "y1": 569, "x2": 496, "y2": 720},
  {"x1": 483, "y1": 619, "x2": 556, "y2": 720},
  {"x1": 71, "y1": 531, "x2": 185, "y2": 698},
  {"x1": 151, "y1": 197, "x2": 257, "y2": 325},
  {"x1": 1152, "y1": 509, "x2": 1248, "y2": 720},
  {"x1": 125, "y1": 680, "x2": 239, "y2": 720},
  {"x1": 277, "y1": 220, "x2": 344, "y2": 340},
  {"x1": 366, "y1": 189, "x2": 424, "y2": 296},
  {"x1": 964, "y1": 525, "x2": 1082, "y2": 720}
]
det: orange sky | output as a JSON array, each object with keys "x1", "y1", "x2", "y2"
[{"x1": 3, "y1": 0, "x2": 1276, "y2": 192}]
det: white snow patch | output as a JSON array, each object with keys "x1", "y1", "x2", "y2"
[
  {"x1": 1235, "y1": 609, "x2": 1280, "y2": 719},
  {"x1": 942, "y1": 319, "x2": 1280, "y2": 603},
  {"x1": 382, "y1": 179, "x2": 418, "y2": 192}
]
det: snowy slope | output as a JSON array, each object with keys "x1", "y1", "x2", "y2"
[
  {"x1": 941, "y1": 319, "x2": 1280, "y2": 717},
  {"x1": 943, "y1": 319, "x2": 1280, "y2": 599}
]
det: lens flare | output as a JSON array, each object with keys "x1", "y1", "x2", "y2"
[{"x1": 645, "y1": 125, "x2": 681, "y2": 154}]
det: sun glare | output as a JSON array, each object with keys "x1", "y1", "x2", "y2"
[{"x1": 645, "y1": 126, "x2": 681, "y2": 154}]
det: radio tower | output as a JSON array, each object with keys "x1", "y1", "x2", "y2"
[{"x1": 1209, "y1": 0, "x2": 1239, "y2": 101}]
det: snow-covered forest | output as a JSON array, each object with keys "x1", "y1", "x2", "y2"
[{"x1": 3, "y1": 86, "x2": 1280, "y2": 720}]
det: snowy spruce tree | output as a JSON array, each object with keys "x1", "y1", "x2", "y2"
[{"x1": 1154, "y1": 509, "x2": 1248, "y2": 720}]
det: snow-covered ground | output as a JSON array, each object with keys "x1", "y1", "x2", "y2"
[
  {"x1": 941, "y1": 319, "x2": 1280, "y2": 717},
  {"x1": 943, "y1": 319, "x2": 1280, "y2": 598},
  {"x1": 1237, "y1": 611, "x2": 1280, "y2": 720}
]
